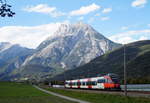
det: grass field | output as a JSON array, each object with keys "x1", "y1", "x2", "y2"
[
  {"x1": 43, "y1": 87, "x2": 150, "y2": 103},
  {"x1": 0, "y1": 82, "x2": 76, "y2": 103}
]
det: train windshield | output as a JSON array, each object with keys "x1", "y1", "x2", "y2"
[
  {"x1": 65, "y1": 82, "x2": 68, "y2": 84},
  {"x1": 109, "y1": 74, "x2": 120, "y2": 83},
  {"x1": 97, "y1": 79, "x2": 105, "y2": 83}
]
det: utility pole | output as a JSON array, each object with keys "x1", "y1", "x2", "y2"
[{"x1": 124, "y1": 44, "x2": 127, "y2": 96}]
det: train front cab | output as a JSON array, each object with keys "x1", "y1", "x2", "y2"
[{"x1": 102, "y1": 75, "x2": 121, "y2": 90}]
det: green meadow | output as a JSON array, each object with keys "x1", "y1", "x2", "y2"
[
  {"x1": 0, "y1": 82, "x2": 75, "y2": 103},
  {"x1": 1, "y1": 82, "x2": 150, "y2": 103},
  {"x1": 43, "y1": 87, "x2": 150, "y2": 103}
]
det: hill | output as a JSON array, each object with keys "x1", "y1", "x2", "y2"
[
  {"x1": 0, "y1": 42, "x2": 34, "y2": 80},
  {"x1": 51, "y1": 40, "x2": 150, "y2": 84}
]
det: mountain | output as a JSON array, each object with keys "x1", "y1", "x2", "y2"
[
  {"x1": 17, "y1": 22, "x2": 121, "y2": 80},
  {"x1": 51, "y1": 40, "x2": 150, "y2": 84},
  {"x1": 0, "y1": 42, "x2": 34, "y2": 80}
]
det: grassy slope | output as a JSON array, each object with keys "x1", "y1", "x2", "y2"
[
  {"x1": 51, "y1": 40, "x2": 150, "y2": 83},
  {"x1": 0, "y1": 82, "x2": 76, "y2": 103},
  {"x1": 43, "y1": 87, "x2": 150, "y2": 103}
]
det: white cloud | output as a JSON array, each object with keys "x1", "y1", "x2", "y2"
[
  {"x1": 70, "y1": 3, "x2": 100, "y2": 16},
  {"x1": 24, "y1": 4, "x2": 56, "y2": 13},
  {"x1": 115, "y1": 37, "x2": 135, "y2": 44},
  {"x1": 109, "y1": 29, "x2": 150, "y2": 44},
  {"x1": 139, "y1": 36, "x2": 148, "y2": 40},
  {"x1": 131, "y1": 0, "x2": 147, "y2": 7},
  {"x1": 0, "y1": 22, "x2": 66, "y2": 48},
  {"x1": 102, "y1": 8, "x2": 112, "y2": 14},
  {"x1": 100, "y1": 17, "x2": 110, "y2": 21},
  {"x1": 23, "y1": 4, "x2": 65, "y2": 17},
  {"x1": 121, "y1": 24, "x2": 141, "y2": 31}
]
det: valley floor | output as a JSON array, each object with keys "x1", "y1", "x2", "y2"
[{"x1": 1, "y1": 82, "x2": 150, "y2": 103}]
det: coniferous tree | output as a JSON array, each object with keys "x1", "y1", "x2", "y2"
[{"x1": 0, "y1": 0, "x2": 15, "y2": 17}]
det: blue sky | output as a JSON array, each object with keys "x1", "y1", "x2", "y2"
[{"x1": 0, "y1": 0, "x2": 150, "y2": 48}]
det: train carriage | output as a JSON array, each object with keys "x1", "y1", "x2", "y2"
[{"x1": 65, "y1": 74, "x2": 121, "y2": 90}]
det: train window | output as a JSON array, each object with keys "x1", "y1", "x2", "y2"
[
  {"x1": 74, "y1": 82, "x2": 77, "y2": 85},
  {"x1": 107, "y1": 79, "x2": 113, "y2": 83},
  {"x1": 97, "y1": 79, "x2": 105, "y2": 83},
  {"x1": 105, "y1": 79, "x2": 111, "y2": 83},
  {"x1": 86, "y1": 81, "x2": 93, "y2": 85},
  {"x1": 65, "y1": 82, "x2": 68, "y2": 84},
  {"x1": 105, "y1": 79, "x2": 107, "y2": 83},
  {"x1": 91, "y1": 81, "x2": 97, "y2": 85},
  {"x1": 86, "y1": 82, "x2": 89, "y2": 85},
  {"x1": 69, "y1": 82, "x2": 72, "y2": 85},
  {"x1": 75, "y1": 82, "x2": 77, "y2": 85},
  {"x1": 81, "y1": 82, "x2": 86, "y2": 85},
  {"x1": 77, "y1": 82, "x2": 81, "y2": 85},
  {"x1": 84, "y1": 82, "x2": 86, "y2": 85}
]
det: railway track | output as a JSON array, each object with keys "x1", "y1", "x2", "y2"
[{"x1": 51, "y1": 87, "x2": 150, "y2": 98}]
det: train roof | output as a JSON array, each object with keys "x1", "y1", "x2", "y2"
[
  {"x1": 65, "y1": 73, "x2": 119, "y2": 82},
  {"x1": 65, "y1": 76, "x2": 105, "y2": 82}
]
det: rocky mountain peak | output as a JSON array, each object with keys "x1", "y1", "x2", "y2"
[
  {"x1": 74, "y1": 21, "x2": 93, "y2": 29},
  {"x1": 0, "y1": 42, "x2": 11, "y2": 45},
  {"x1": 23, "y1": 22, "x2": 121, "y2": 71},
  {"x1": 53, "y1": 22, "x2": 95, "y2": 37},
  {"x1": 0, "y1": 42, "x2": 13, "y2": 52}
]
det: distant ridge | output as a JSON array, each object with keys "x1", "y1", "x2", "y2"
[
  {"x1": 0, "y1": 42, "x2": 34, "y2": 80},
  {"x1": 51, "y1": 40, "x2": 150, "y2": 84}
]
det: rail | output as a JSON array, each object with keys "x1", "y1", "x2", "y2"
[{"x1": 121, "y1": 84, "x2": 150, "y2": 91}]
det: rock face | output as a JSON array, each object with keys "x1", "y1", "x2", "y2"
[
  {"x1": 0, "y1": 22, "x2": 121, "y2": 81},
  {"x1": 0, "y1": 42, "x2": 34, "y2": 80},
  {"x1": 19, "y1": 22, "x2": 121, "y2": 79}
]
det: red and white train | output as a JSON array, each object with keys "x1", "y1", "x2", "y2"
[{"x1": 65, "y1": 74, "x2": 121, "y2": 90}]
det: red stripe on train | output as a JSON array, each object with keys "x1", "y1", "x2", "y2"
[
  {"x1": 77, "y1": 80, "x2": 80, "y2": 88},
  {"x1": 88, "y1": 78, "x2": 92, "y2": 89}
]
